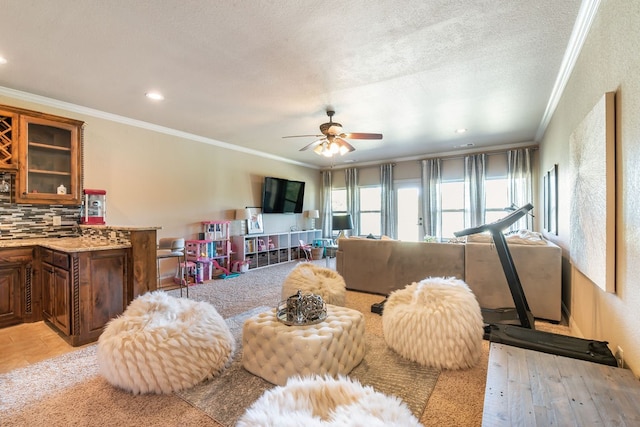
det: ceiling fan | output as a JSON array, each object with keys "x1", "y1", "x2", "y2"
[{"x1": 283, "y1": 110, "x2": 383, "y2": 157}]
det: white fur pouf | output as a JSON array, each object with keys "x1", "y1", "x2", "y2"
[
  {"x1": 97, "y1": 291, "x2": 235, "y2": 394},
  {"x1": 237, "y1": 375, "x2": 422, "y2": 427},
  {"x1": 382, "y1": 277, "x2": 483, "y2": 370},
  {"x1": 281, "y1": 262, "x2": 346, "y2": 306}
]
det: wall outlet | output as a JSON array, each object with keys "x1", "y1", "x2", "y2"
[
  {"x1": 52, "y1": 216, "x2": 62, "y2": 226},
  {"x1": 109, "y1": 231, "x2": 117, "y2": 240},
  {"x1": 615, "y1": 346, "x2": 624, "y2": 368}
]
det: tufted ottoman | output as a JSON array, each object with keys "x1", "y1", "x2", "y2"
[
  {"x1": 281, "y1": 262, "x2": 346, "y2": 306},
  {"x1": 382, "y1": 277, "x2": 484, "y2": 370},
  {"x1": 242, "y1": 304, "x2": 365, "y2": 386}
]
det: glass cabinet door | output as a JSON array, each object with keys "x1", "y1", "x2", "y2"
[{"x1": 17, "y1": 115, "x2": 83, "y2": 205}]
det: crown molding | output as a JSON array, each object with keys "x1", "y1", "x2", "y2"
[
  {"x1": 535, "y1": 0, "x2": 602, "y2": 141},
  {"x1": 0, "y1": 86, "x2": 318, "y2": 169}
]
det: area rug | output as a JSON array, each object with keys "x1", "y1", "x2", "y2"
[{"x1": 177, "y1": 306, "x2": 440, "y2": 427}]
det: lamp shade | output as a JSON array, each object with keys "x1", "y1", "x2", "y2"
[
  {"x1": 332, "y1": 214, "x2": 353, "y2": 231},
  {"x1": 307, "y1": 209, "x2": 320, "y2": 219},
  {"x1": 235, "y1": 208, "x2": 251, "y2": 220}
]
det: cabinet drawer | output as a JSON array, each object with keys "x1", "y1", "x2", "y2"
[
  {"x1": 53, "y1": 252, "x2": 70, "y2": 270},
  {"x1": 41, "y1": 248, "x2": 53, "y2": 265}
]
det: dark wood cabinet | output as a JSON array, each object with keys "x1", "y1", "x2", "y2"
[
  {"x1": 41, "y1": 249, "x2": 71, "y2": 335},
  {"x1": 0, "y1": 248, "x2": 35, "y2": 328},
  {"x1": 17, "y1": 113, "x2": 83, "y2": 205},
  {"x1": 0, "y1": 264, "x2": 22, "y2": 327},
  {"x1": 0, "y1": 108, "x2": 19, "y2": 171},
  {"x1": 40, "y1": 247, "x2": 130, "y2": 346},
  {"x1": 0, "y1": 104, "x2": 84, "y2": 205}
]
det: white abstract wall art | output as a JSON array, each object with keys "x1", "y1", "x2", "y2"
[{"x1": 569, "y1": 91, "x2": 616, "y2": 293}]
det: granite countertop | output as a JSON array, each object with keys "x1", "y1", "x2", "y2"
[
  {"x1": 79, "y1": 225, "x2": 161, "y2": 231},
  {"x1": 0, "y1": 237, "x2": 131, "y2": 252}
]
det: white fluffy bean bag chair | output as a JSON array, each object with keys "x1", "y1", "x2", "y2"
[
  {"x1": 382, "y1": 277, "x2": 483, "y2": 370},
  {"x1": 237, "y1": 375, "x2": 421, "y2": 427},
  {"x1": 282, "y1": 263, "x2": 346, "y2": 306},
  {"x1": 97, "y1": 291, "x2": 235, "y2": 394}
]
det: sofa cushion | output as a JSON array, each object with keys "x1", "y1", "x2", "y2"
[{"x1": 336, "y1": 239, "x2": 465, "y2": 295}]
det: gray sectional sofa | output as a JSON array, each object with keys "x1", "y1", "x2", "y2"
[{"x1": 336, "y1": 235, "x2": 562, "y2": 322}]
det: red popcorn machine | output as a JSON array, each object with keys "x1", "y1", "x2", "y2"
[{"x1": 81, "y1": 189, "x2": 106, "y2": 225}]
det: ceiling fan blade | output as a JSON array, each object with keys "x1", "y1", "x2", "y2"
[
  {"x1": 283, "y1": 134, "x2": 324, "y2": 139},
  {"x1": 337, "y1": 138, "x2": 356, "y2": 152},
  {"x1": 300, "y1": 139, "x2": 325, "y2": 151},
  {"x1": 342, "y1": 132, "x2": 383, "y2": 140}
]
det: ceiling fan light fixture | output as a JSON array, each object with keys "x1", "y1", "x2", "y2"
[
  {"x1": 327, "y1": 125, "x2": 343, "y2": 135},
  {"x1": 288, "y1": 109, "x2": 382, "y2": 157},
  {"x1": 328, "y1": 141, "x2": 340, "y2": 154}
]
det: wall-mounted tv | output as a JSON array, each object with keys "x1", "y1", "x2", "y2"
[{"x1": 262, "y1": 176, "x2": 305, "y2": 214}]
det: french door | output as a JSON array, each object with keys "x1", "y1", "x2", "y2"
[{"x1": 395, "y1": 181, "x2": 422, "y2": 242}]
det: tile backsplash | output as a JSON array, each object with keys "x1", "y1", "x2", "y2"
[
  {"x1": 0, "y1": 172, "x2": 83, "y2": 240},
  {"x1": 0, "y1": 203, "x2": 81, "y2": 240}
]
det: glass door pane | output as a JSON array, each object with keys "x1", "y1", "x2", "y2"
[{"x1": 396, "y1": 184, "x2": 421, "y2": 242}]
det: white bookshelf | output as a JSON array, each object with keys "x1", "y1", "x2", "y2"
[{"x1": 232, "y1": 229, "x2": 322, "y2": 270}]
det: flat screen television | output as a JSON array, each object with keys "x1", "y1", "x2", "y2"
[{"x1": 262, "y1": 177, "x2": 305, "y2": 214}]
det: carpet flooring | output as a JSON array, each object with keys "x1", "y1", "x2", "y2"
[
  {"x1": 177, "y1": 305, "x2": 439, "y2": 426},
  {"x1": 0, "y1": 259, "x2": 532, "y2": 426}
]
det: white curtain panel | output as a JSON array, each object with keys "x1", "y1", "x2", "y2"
[
  {"x1": 420, "y1": 158, "x2": 442, "y2": 238},
  {"x1": 464, "y1": 154, "x2": 486, "y2": 228},
  {"x1": 380, "y1": 163, "x2": 396, "y2": 238},
  {"x1": 507, "y1": 148, "x2": 533, "y2": 231},
  {"x1": 344, "y1": 168, "x2": 359, "y2": 236},
  {"x1": 321, "y1": 170, "x2": 332, "y2": 237}
]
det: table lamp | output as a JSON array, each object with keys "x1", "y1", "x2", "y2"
[
  {"x1": 306, "y1": 209, "x2": 320, "y2": 230},
  {"x1": 332, "y1": 213, "x2": 354, "y2": 240},
  {"x1": 235, "y1": 208, "x2": 252, "y2": 234}
]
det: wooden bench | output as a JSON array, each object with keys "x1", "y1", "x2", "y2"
[{"x1": 483, "y1": 343, "x2": 640, "y2": 426}]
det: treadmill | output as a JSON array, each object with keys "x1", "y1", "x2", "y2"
[{"x1": 454, "y1": 203, "x2": 617, "y2": 367}]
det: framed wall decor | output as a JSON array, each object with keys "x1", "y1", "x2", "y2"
[
  {"x1": 246, "y1": 207, "x2": 264, "y2": 235},
  {"x1": 543, "y1": 172, "x2": 549, "y2": 232},
  {"x1": 548, "y1": 164, "x2": 558, "y2": 236},
  {"x1": 569, "y1": 91, "x2": 616, "y2": 293}
]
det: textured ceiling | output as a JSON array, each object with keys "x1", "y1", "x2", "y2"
[{"x1": 0, "y1": 0, "x2": 584, "y2": 168}]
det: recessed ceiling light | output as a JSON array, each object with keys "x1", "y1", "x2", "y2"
[
  {"x1": 145, "y1": 92, "x2": 164, "y2": 101},
  {"x1": 0, "y1": 56, "x2": 7, "y2": 65},
  {"x1": 455, "y1": 128, "x2": 467, "y2": 134},
  {"x1": 453, "y1": 142, "x2": 475, "y2": 149}
]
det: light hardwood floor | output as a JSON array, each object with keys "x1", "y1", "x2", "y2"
[{"x1": 0, "y1": 321, "x2": 82, "y2": 374}]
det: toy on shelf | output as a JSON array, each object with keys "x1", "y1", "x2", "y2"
[
  {"x1": 185, "y1": 220, "x2": 232, "y2": 281},
  {"x1": 231, "y1": 260, "x2": 250, "y2": 273},
  {"x1": 268, "y1": 238, "x2": 275, "y2": 250},
  {"x1": 257, "y1": 239, "x2": 266, "y2": 251}
]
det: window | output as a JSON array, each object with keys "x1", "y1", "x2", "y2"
[
  {"x1": 484, "y1": 177, "x2": 509, "y2": 224},
  {"x1": 441, "y1": 180, "x2": 464, "y2": 238},
  {"x1": 440, "y1": 178, "x2": 509, "y2": 238},
  {"x1": 331, "y1": 189, "x2": 347, "y2": 213},
  {"x1": 359, "y1": 186, "x2": 381, "y2": 236},
  {"x1": 330, "y1": 186, "x2": 381, "y2": 236}
]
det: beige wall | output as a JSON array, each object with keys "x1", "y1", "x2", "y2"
[
  {"x1": 539, "y1": 0, "x2": 640, "y2": 373},
  {"x1": 0, "y1": 94, "x2": 321, "y2": 240}
]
